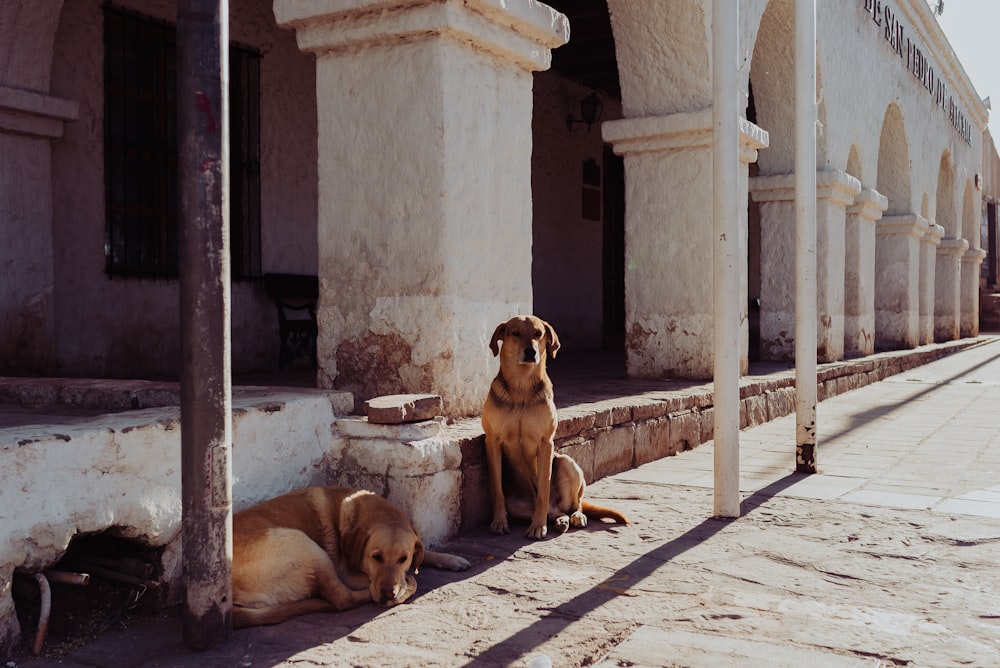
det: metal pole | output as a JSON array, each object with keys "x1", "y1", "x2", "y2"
[
  {"x1": 712, "y1": 0, "x2": 741, "y2": 518},
  {"x1": 177, "y1": 0, "x2": 233, "y2": 649},
  {"x1": 794, "y1": 0, "x2": 818, "y2": 473}
]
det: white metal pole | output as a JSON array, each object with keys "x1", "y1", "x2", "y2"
[
  {"x1": 712, "y1": 0, "x2": 740, "y2": 517},
  {"x1": 794, "y1": 0, "x2": 818, "y2": 473}
]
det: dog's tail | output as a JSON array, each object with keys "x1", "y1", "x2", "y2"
[
  {"x1": 233, "y1": 598, "x2": 336, "y2": 629},
  {"x1": 581, "y1": 500, "x2": 630, "y2": 525}
]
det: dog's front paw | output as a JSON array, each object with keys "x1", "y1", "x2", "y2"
[
  {"x1": 525, "y1": 523, "x2": 548, "y2": 540},
  {"x1": 553, "y1": 515, "x2": 570, "y2": 533},
  {"x1": 490, "y1": 516, "x2": 510, "y2": 535},
  {"x1": 440, "y1": 554, "x2": 471, "y2": 571}
]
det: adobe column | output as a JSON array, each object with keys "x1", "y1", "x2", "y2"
[
  {"x1": 961, "y1": 248, "x2": 987, "y2": 337},
  {"x1": 918, "y1": 221, "x2": 944, "y2": 344},
  {"x1": 749, "y1": 170, "x2": 860, "y2": 362},
  {"x1": 934, "y1": 237, "x2": 968, "y2": 341},
  {"x1": 844, "y1": 188, "x2": 887, "y2": 357},
  {"x1": 274, "y1": 1, "x2": 568, "y2": 416},
  {"x1": 0, "y1": 86, "x2": 78, "y2": 374},
  {"x1": 602, "y1": 111, "x2": 768, "y2": 379},
  {"x1": 875, "y1": 215, "x2": 928, "y2": 349}
]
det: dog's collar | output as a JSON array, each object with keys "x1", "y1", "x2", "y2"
[{"x1": 489, "y1": 374, "x2": 549, "y2": 409}]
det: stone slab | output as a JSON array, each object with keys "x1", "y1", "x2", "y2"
[{"x1": 364, "y1": 394, "x2": 443, "y2": 424}]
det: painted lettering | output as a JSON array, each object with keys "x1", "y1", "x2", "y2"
[
  {"x1": 861, "y1": 0, "x2": 972, "y2": 144},
  {"x1": 883, "y1": 6, "x2": 904, "y2": 57},
  {"x1": 863, "y1": 0, "x2": 883, "y2": 26}
]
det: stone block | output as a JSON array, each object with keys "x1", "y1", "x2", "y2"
[
  {"x1": 592, "y1": 407, "x2": 614, "y2": 429},
  {"x1": 767, "y1": 388, "x2": 795, "y2": 421},
  {"x1": 594, "y1": 424, "x2": 635, "y2": 479},
  {"x1": 632, "y1": 399, "x2": 667, "y2": 421},
  {"x1": 633, "y1": 417, "x2": 670, "y2": 466},
  {"x1": 817, "y1": 381, "x2": 829, "y2": 402},
  {"x1": 365, "y1": 393, "x2": 443, "y2": 424},
  {"x1": 743, "y1": 394, "x2": 769, "y2": 428},
  {"x1": 668, "y1": 410, "x2": 701, "y2": 455},
  {"x1": 692, "y1": 390, "x2": 715, "y2": 410},
  {"x1": 698, "y1": 406, "x2": 714, "y2": 444},
  {"x1": 556, "y1": 407, "x2": 597, "y2": 439}
]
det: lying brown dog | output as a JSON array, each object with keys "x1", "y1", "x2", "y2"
[
  {"x1": 481, "y1": 315, "x2": 629, "y2": 539},
  {"x1": 232, "y1": 486, "x2": 469, "y2": 628}
]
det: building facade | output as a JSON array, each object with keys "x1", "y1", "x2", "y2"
[{"x1": 0, "y1": 0, "x2": 989, "y2": 416}]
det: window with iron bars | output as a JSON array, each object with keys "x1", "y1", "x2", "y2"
[{"x1": 104, "y1": 6, "x2": 261, "y2": 278}]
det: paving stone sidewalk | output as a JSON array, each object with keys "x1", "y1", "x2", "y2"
[{"x1": 12, "y1": 338, "x2": 1000, "y2": 667}]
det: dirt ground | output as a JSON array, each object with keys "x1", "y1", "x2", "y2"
[{"x1": 11, "y1": 477, "x2": 1000, "y2": 667}]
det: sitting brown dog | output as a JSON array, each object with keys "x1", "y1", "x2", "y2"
[
  {"x1": 232, "y1": 486, "x2": 469, "y2": 628},
  {"x1": 481, "y1": 315, "x2": 629, "y2": 539}
]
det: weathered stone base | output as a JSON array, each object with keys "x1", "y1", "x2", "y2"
[{"x1": 450, "y1": 337, "x2": 989, "y2": 533}]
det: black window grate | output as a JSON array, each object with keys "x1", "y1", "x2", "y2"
[{"x1": 103, "y1": 6, "x2": 261, "y2": 279}]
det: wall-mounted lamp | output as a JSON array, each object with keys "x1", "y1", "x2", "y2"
[{"x1": 566, "y1": 92, "x2": 604, "y2": 132}]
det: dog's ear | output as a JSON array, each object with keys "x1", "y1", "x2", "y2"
[
  {"x1": 543, "y1": 320, "x2": 561, "y2": 359},
  {"x1": 338, "y1": 494, "x2": 369, "y2": 568},
  {"x1": 341, "y1": 525, "x2": 369, "y2": 570},
  {"x1": 489, "y1": 322, "x2": 506, "y2": 356},
  {"x1": 411, "y1": 538, "x2": 425, "y2": 575}
]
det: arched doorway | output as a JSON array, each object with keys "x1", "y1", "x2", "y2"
[
  {"x1": 531, "y1": 0, "x2": 625, "y2": 355},
  {"x1": 874, "y1": 103, "x2": 921, "y2": 349}
]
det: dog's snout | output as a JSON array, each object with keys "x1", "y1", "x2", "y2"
[
  {"x1": 523, "y1": 346, "x2": 537, "y2": 361},
  {"x1": 381, "y1": 585, "x2": 401, "y2": 603}
]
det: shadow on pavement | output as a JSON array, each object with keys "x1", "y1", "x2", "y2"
[{"x1": 462, "y1": 474, "x2": 805, "y2": 667}]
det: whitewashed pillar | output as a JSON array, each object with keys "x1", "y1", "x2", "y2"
[
  {"x1": 844, "y1": 188, "x2": 887, "y2": 357},
  {"x1": 749, "y1": 170, "x2": 860, "y2": 362},
  {"x1": 273, "y1": 0, "x2": 568, "y2": 415},
  {"x1": 875, "y1": 215, "x2": 928, "y2": 349},
  {"x1": 961, "y1": 248, "x2": 987, "y2": 337},
  {"x1": 919, "y1": 222, "x2": 944, "y2": 344},
  {"x1": 934, "y1": 238, "x2": 968, "y2": 341},
  {"x1": 603, "y1": 111, "x2": 768, "y2": 380}
]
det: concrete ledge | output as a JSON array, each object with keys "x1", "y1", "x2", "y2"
[
  {"x1": 0, "y1": 386, "x2": 354, "y2": 652},
  {"x1": 453, "y1": 336, "x2": 992, "y2": 533}
]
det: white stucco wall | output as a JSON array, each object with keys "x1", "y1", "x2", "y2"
[
  {"x1": 750, "y1": 0, "x2": 985, "y2": 219},
  {"x1": 45, "y1": 0, "x2": 319, "y2": 379}
]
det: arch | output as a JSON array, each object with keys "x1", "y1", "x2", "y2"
[
  {"x1": 920, "y1": 193, "x2": 929, "y2": 219},
  {"x1": 962, "y1": 180, "x2": 979, "y2": 248},
  {"x1": 607, "y1": 0, "x2": 710, "y2": 117},
  {"x1": 875, "y1": 104, "x2": 911, "y2": 215},
  {"x1": 935, "y1": 151, "x2": 957, "y2": 237},
  {"x1": 749, "y1": 0, "x2": 795, "y2": 174},
  {"x1": 846, "y1": 144, "x2": 863, "y2": 183}
]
